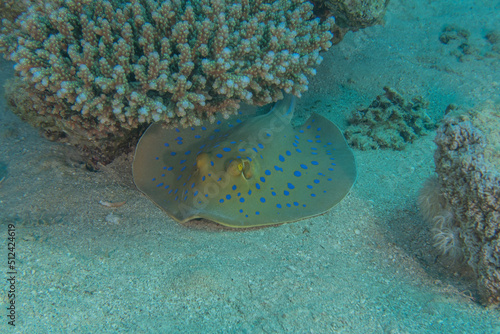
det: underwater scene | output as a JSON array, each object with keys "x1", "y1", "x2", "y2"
[{"x1": 0, "y1": 0, "x2": 499, "y2": 332}]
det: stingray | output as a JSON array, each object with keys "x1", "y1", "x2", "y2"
[{"x1": 133, "y1": 95, "x2": 357, "y2": 228}]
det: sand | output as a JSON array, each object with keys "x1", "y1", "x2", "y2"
[{"x1": 1, "y1": 0, "x2": 499, "y2": 332}]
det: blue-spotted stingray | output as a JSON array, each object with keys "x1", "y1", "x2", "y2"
[{"x1": 133, "y1": 95, "x2": 357, "y2": 228}]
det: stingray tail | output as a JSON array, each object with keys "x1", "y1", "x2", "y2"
[{"x1": 268, "y1": 93, "x2": 296, "y2": 123}]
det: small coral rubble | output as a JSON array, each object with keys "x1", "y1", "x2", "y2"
[
  {"x1": 0, "y1": 0, "x2": 333, "y2": 159},
  {"x1": 344, "y1": 87, "x2": 435, "y2": 150},
  {"x1": 433, "y1": 103, "x2": 500, "y2": 305}
]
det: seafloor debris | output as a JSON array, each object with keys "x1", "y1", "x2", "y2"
[{"x1": 344, "y1": 87, "x2": 436, "y2": 150}]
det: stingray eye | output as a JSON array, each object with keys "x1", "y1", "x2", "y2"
[
  {"x1": 226, "y1": 160, "x2": 243, "y2": 177},
  {"x1": 196, "y1": 153, "x2": 211, "y2": 170}
]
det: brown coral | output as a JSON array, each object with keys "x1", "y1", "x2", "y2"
[
  {"x1": 344, "y1": 86, "x2": 436, "y2": 150},
  {"x1": 432, "y1": 102, "x2": 500, "y2": 305}
]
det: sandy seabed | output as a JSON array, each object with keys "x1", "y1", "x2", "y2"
[{"x1": 0, "y1": 0, "x2": 499, "y2": 332}]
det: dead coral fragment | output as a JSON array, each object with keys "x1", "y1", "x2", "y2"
[
  {"x1": 344, "y1": 87, "x2": 436, "y2": 150},
  {"x1": 0, "y1": 0, "x2": 334, "y2": 161}
]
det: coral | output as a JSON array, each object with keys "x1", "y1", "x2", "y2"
[
  {"x1": 0, "y1": 0, "x2": 30, "y2": 26},
  {"x1": 311, "y1": 0, "x2": 390, "y2": 44},
  {"x1": 344, "y1": 86, "x2": 436, "y2": 150},
  {"x1": 432, "y1": 102, "x2": 500, "y2": 305},
  {"x1": 0, "y1": 0, "x2": 334, "y2": 161},
  {"x1": 418, "y1": 176, "x2": 463, "y2": 260},
  {"x1": 439, "y1": 25, "x2": 500, "y2": 61}
]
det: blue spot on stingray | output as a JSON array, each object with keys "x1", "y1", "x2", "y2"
[
  {"x1": 239, "y1": 209, "x2": 243, "y2": 213},
  {"x1": 271, "y1": 191, "x2": 276, "y2": 196},
  {"x1": 279, "y1": 155, "x2": 285, "y2": 162},
  {"x1": 176, "y1": 175, "x2": 182, "y2": 181},
  {"x1": 293, "y1": 202, "x2": 299, "y2": 206},
  {"x1": 258, "y1": 143, "x2": 264, "y2": 149},
  {"x1": 328, "y1": 178, "x2": 332, "y2": 181},
  {"x1": 171, "y1": 152, "x2": 177, "y2": 156},
  {"x1": 217, "y1": 120, "x2": 221, "y2": 125},
  {"x1": 180, "y1": 166, "x2": 186, "y2": 171},
  {"x1": 161, "y1": 174, "x2": 165, "y2": 177},
  {"x1": 239, "y1": 148, "x2": 246, "y2": 152},
  {"x1": 286, "y1": 203, "x2": 291, "y2": 207},
  {"x1": 194, "y1": 191, "x2": 198, "y2": 197},
  {"x1": 295, "y1": 135, "x2": 299, "y2": 140},
  {"x1": 265, "y1": 170, "x2": 271, "y2": 176},
  {"x1": 155, "y1": 157, "x2": 159, "y2": 160},
  {"x1": 307, "y1": 139, "x2": 313, "y2": 143},
  {"x1": 164, "y1": 185, "x2": 169, "y2": 189},
  {"x1": 255, "y1": 183, "x2": 261, "y2": 190},
  {"x1": 232, "y1": 185, "x2": 237, "y2": 191},
  {"x1": 284, "y1": 190, "x2": 290, "y2": 196},
  {"x1": 191, "y1": 183, "x2": 195, "y2": 188},
  {"x1": 185, "y1": 151, "x2": 191, "y2": 155},
  {"x1": 277, "y1": 204, "x2": 282, "y2": 208},
  {"x1": 157, "y1": 182, "x2": 164, "y2": 187},
  {"x1": 274, "y1": 165, "x2": 283, "y2": 172},
  {"x1": 307, "y1": 185, "x2": 313, "y2": 189},
  {"x1": 175, "y1": 128, "x2": 180, "y2": 132},
  {"x1": 256, "y1": 211, "x2": 260, "y2": 215},
  {"x1": 300, "y1": 164, "x2": 308, "y2": 169},
  {"x1": 294, "y1": 171, "x2": 301, "y2": 177},
  {"x1": 328, "y1": 168, "x2": 334, "y2": 171},
  {"x1": 230, "y1": 141, "x2": 236, "y2": 144},
  {"x1": 226, "y1": 194, "x2": 231, "y2": 200},
  {"x1": 202, "y1": 176, "x2": 206, "y2": 181},
  {"x1": 252, "y1": 148, "x2": 258, "y2": 153},
  {"x1": 286, "y1": 150, "x2": 291, "y2": 156},
  {"x1": 216, "y1": 153, "x2": 223, "y2": 158},
  {"x1": 287, "y1": 183, "x2": 295, "y2": 189},
  {"x1": 210, "y1": 161, "x2": 214, "y2": 166},
  {"x1": 314, "y1": 179, "x2": 320, "y2": 184},
  {"x1": 240, "y1": 198, "x2": 245, "y2": 203},
  {"x1": 260, "y1": 177, "x2": 266, "y2": 183},
  {"x1": 317, "y1": 127, "x2": 321, "y2": 131},
  {"x1": 296, "y1": 148, "x2": 302, "y2": 153},
  {"x1": 245, "y1": 214, "x2": 248, "y2": 218},
  {"x1": 237, "y1": 192, "x2": 241, "y2": 196},
  {"x1": 248, "y1": 190, "x2": 252, "y2": 195},
  {"x1": 223, "y1": 147, "x2": 231, "y2": 152},
  {"x1": 299, "y1": 130, "x2": 304, "y2": 133},
  {"x1": 266, "y1": 133, "x2": 271, "y2": 137},
  {"x1": 201, "y1": 126, "x2": 207, "y2": 130},
  {"x1": 195, "y1": 135, "x2": 201, "y2": 139},
  {"x1": 293, "y1": 142, "x2": 298, "y2": 147},
  {"x1": 164, "y1": 143, "x2": 169, "y2": 147},
  {"x1": 180, "y1": 159, "x2": 187, "y2": 164},
  {"x1": 260, "y1": 197, "x2": 266, "y2": 203},
  {"x1": 311, "y1": 161, "x2": 319, "y2": 165},
  {"x1": 307, "y1": 125, "x2": 311, "y2": 129},
  {"x1": 311, "y1": 193, "x2": 316, "y2": 197}
]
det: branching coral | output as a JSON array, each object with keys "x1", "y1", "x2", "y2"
[
  {"x1": 344, "y1": 87, "x2": 436, "y2": 150},
  {"x1": 0, "y1": 0, "x2": 334, "y2": 160}
]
